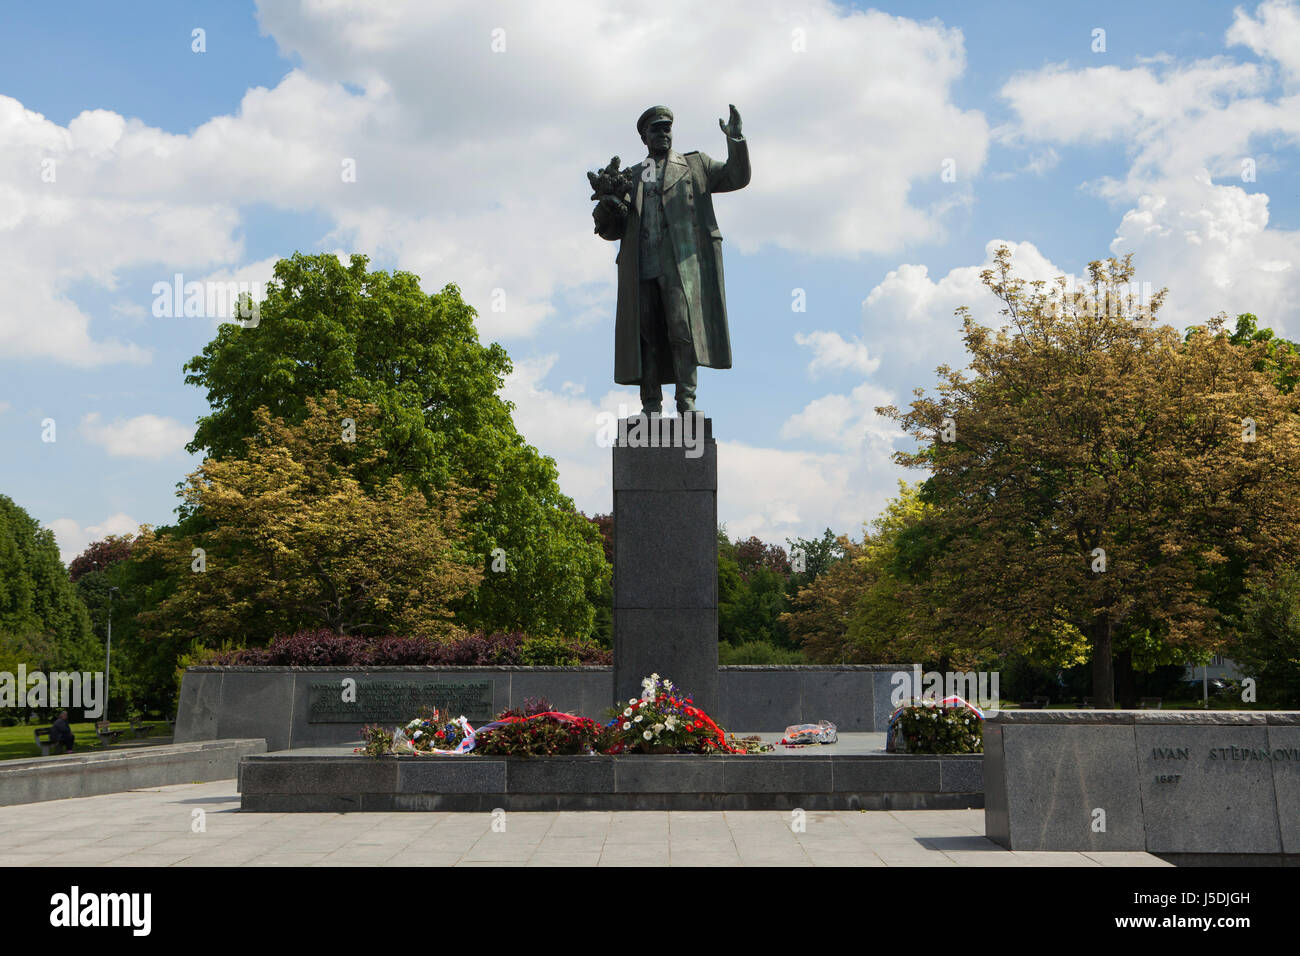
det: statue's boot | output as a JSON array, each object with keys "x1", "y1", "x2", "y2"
[
  {"x1": 639, "y1": 336, "x2": 664, "y2": 416},
  {"x1": 672, "y1": 342, "x2": 698, "y2": 414}
]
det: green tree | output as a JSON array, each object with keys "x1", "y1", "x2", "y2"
[
  {"x1": 781, "y1": 535, "x2": 867, "y2": 662},
  {"x1": 0, "y1": 496, "x2": 99, "y2": 719},
  {"x1": 137, "y1": 394, "x2": 483, "y2": 647},
  {"x1": 1221, "y1": 313, "x2": 1300, "y2": 394},
  {"x1": 88, "y1": 535, "x2": 186, "y2": 717},
  {"x1": 182, "y1": 252, "x2": 608, "y2": 639},
  {"x1": 1229, "y1": 567, "x2": 1300, "y2": 706},
  {"x1": 717, "y1": 527, "x2": 798, "y2": 650},
  {"x1": 785, "y1": 528, "x2": 842, "y2": 586},
  {"x1": 844, "y1": 483, "x2": 953, "y2": 665},
  {"x1": 583, "y1": 514, "x2": 614, "y2": 647},
  {"x1": 882, "y1": 247, "x2": 1300, "y2": 706}
]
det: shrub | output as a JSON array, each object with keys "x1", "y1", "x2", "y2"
[
  {"x1": 718, "y1": 640, "x2": 805, "y2": 665},
  {"x1": 432, "y1": 631, "x2": 523, "y2": 665},
  {"x1": 370, "y1": 635, "x2": 449, "y2": 665},
  {"x1": 200, "y1": 629, "x2": 611, "y2": 666},
  {"x1": 892, "y1": 703, "x2": 983, "y2": 754},
  {"x1": 259, "y1": 631, "x2": 369, "y2": 665},
  {"x1": 520, "y1": 634, "x2": 581, "y2": 665}
]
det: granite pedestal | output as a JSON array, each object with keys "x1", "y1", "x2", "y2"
[
  {"x1": 984, "y1": 710, "x2": 1300, "y2": 858},
  {"x1": 613, "y1": 414, "x2": 718, "y2": 711}
]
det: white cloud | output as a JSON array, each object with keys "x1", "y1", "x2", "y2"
[
  {"x1": 1228, "y1": 0, "x2": 1300, "y2": 85},
  {"x1": 502, "y1": 351, "x2": 907, "y2": 540},
  {"x1": 80, "y1": 412, "x2": 193, "y2": 460},
  {"x1": 860, "y1": 239, "x2": 1064, "y2": 368},
  {"x1": 0, "y1": 0, "x2": 989, "y2": 373},
  {"x1": 109, "y1": 299, "x2": 148, "y2": 323},
  {"x1": 998, "y1": 3, "x2": 1300, "y2": 331},
  {"x1": 717, "y1": 434, "x2": 899, "y2": 543},
  {"x1": 1000, "y1": 59, "x2": 1269, "y2": 161},
  {"x1": 47, "y1": 512, "x2": 140, "y2": 566},
  {"x1": 1108, "y1": 173, "x2": 1298, "y2": 330},
  {"x1": 990, "y1": 146, "x2": 1060, "y2": 181},
  {"x1": 779, "y1": 382, "x2": 899, "y2": 447},
  {"x1": 794, "y1": 331, "x2": 880, "y2": 377},
  {"x1": 501, "y1": 354, "x2": 640, "y2": 512},
  {"x1": 0, "y1": 96, "x2": 238, "y2": 366}
]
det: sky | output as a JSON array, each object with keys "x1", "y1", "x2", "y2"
[{"x1": 2, "y1": 0, "x2": 1299, "y2": 564}]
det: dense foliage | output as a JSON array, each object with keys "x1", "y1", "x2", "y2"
[
  {"x1": 136, "y1": 394, "x2": 484, "y2": 646},
  {"x1": 881, "y1": 248, "x2": 1300, "y2": 705},
  {"x1": 67, "y1": 535, "x2": 134, "y2": 584},
  {"x1": 0, "y1": 496, "x2": 98, "y2": 682},
  {"x1": 182, "y1": 252, "x2": 609, "y2": 641},
  {"x1": 198, "y1": 629, "x2": 610, "y2": 666}
]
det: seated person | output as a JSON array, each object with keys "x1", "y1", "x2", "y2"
[{"x1": 50, "y1": 710, "x2": 75, "y2": 753}]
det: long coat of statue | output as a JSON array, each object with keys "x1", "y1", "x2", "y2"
[{"x1": 597, "y1": 134, "x2": 750, "y2": 386}]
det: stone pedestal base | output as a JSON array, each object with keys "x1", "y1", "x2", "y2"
[{"x1": 612, "y1": 414, "x2": 718, "y2": 711}]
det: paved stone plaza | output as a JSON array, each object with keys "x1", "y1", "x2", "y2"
[{"x1": 0, "y1": 780, "x2": 1169, "y2": 866}]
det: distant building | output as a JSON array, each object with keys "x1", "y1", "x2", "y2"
[{"x1": 1181, "y1": 655, "x2": 1244, "y2": 681}]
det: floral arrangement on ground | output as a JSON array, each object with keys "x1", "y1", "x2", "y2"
[
  {"x1": 356, "y1": 675, "x2": 774, "y2": 757},
  {"x1": 887, "y1": 697, "x2": 984, "y2": 754}
]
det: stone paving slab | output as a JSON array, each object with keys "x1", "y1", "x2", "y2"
[{"x1": 0, "y1": 779, "x2": 1169, "y2": 867}]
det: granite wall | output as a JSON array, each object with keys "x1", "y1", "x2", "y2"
[
  {"x1": 0, "y1": 738, "x2": 266, "y2": 806},
  {"x1": 175, "y1": 665, "x2": 903, "y2": 752}
]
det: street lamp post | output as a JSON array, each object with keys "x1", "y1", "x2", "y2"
[{"x1": 106, "y1": 585, "x2": 119, "y2": 723}]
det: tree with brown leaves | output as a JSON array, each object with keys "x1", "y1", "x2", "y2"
[{"x1": 880, "y1": 247, "x2": 1300, "y2": 706}]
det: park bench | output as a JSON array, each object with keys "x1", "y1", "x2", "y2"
[
  {"x1": 34, "y1": 727, "x2": 74, "y2": 756},
  {"x1": 1018, "y1": 700, "x2": 1045, "y2": 710},
  {"x1": 1139, "y1": 697, "x2": 1163, "y2": 710},
  {"x1": 1080, "y1": 697, "x2": 1095, "y2": 708},
  {"x1": 128, "y1": 718, "x2": 151, "y2": 739},
  {"x1": 95, "y1": 721, "x2": 122, "y2": 747}
]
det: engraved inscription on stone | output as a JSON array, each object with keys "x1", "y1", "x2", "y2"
[
  {"x1": 308, "y1": 680, "x2": 494, "y2": 723},
  {"x1": 1148, "y1": 742, "x2": 1300, "y2": 781},
  {"x1": 1135, "y1": 726, "x2": 1283, "y2": 854}
]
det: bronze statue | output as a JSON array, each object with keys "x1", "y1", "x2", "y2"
[{"x1": 590, "y1": 105, "x2": 750, "y2": 415}]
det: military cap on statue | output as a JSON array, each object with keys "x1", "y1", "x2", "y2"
[{"x1": 637, "y1": 106, "x2": 674, "y2": 137}]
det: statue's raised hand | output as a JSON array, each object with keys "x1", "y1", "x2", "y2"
[{"x1": 718, "y1": 104, "x2": 742, "y2": 139}]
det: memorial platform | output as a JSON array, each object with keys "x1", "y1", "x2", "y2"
[{"x1": 237, "y1": 733, "x2": 983, "y2": 812}]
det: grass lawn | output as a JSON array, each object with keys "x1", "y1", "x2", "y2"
[{"x1": 0, "y1": 720, "x2": 170, "y2": 761}]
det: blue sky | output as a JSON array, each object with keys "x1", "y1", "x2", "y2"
[{"x1": 2, "y1": 0, "x2": 1298, "y2": 562}]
